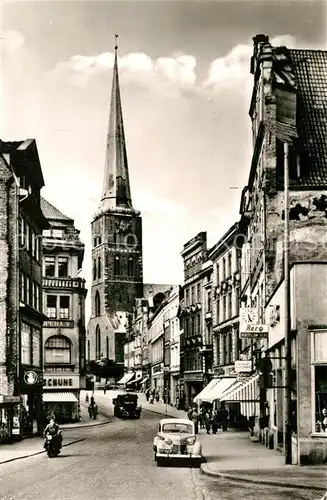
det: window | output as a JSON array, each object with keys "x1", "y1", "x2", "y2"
[
  {"x1": 20, "y1": 272, "x2": 25, "y2": 302},
  {"x1": 47, "y1": 295, "x2": 57, "y2": 318},
  {"x1": 197, "y1": 283, "x2": 201, "y2": 303},
  {"x1": 45, "y1": 257, "x2": 55, "y2": 277},
  {"x1": 36, "y1": 284, "x2": 40, "y2": 311},
  {"x1": 228, "y1": 291, "x2": 232, "y2": 319},
  {"x1": 52, "y1": 229, "x2": 64, "y2": 239},
  {"x1": 114, "y1": 256, "x2": 120, "y2": 276},
  {"x1": 98, "y1": 257, "x2": 102, "y2": 279},
  {"x1": 32, "y1": 328, "x2": 41, "y2": 367},
  {"x1": 58, "y1": 257, "x2": 69, "y2": 277},
  {"x1": 45, "y1": 335, "x2": 71, "y2": 364},
  {"x1": 31, "y1": 229, "x2": 35, "y2": 257},
  {"x1": 191, "y1": 286, "x2": 195, "y2": 304},
  {"x1": 95, "y1": 290, "x2": 101, "y2": 317},
  {"x1": 26, "y1": 223, "x2": 30, "y2": 251},
  {"x1": 21, "y1": 322, "x2": 31, "y2": 365},
  {"x1": 216, "y1": 264, "x2": 220, "y2": 286},
  {"x1": 99, "y1": 236, "x2": 102, "y2": 245},
  {"x1": 185, "y1": 289, "x2": 189, "y2": 306},
  {"x1": 106, "y1": 336, "x2": 109, "y2": 359},
  {"x1": 35, "y1": 234, "x2": 40, "y2": 261},
  {"x1": 59, "y1": 296, "x2": 70, "y2": 319},
  {"x1": 128, "y1": 257, "x2": 134, "y2": 277},
  {"x1": 227, "y1": 253, "x2": 232, "y2": 277},
  {"x1": 95, "y1": 325, "x2": 101, "y2": 360},
  {"x1": 207, "y1": 290, "x2": 212, "y2": 312},
  {"x1": 93, "y1": 259, "x2": 97, "y2": 281},
  {"x1": 87, "y1": 340, "x2": 90, "y2": 361},
  {"x1": 43, "y1": 229, "x2": 51, "y2": 237},
  {"x1": 26, "y1": 278, "x2": 30, "y2": 306},
  {"x1": 19, "y1": 218, "x2": 25, "y2": 247},
  {"x1": 315, "y1": 366, "x2": 327, "y2": 433},
  {"x1": 93, "y1": 237, "x2": 97, "y2": 247},
  {"x1": 216, "y1": 297, "x2": 220, "y2": 325}
]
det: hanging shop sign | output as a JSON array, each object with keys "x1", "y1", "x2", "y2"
[
  {"x1": 235, "y1": 360, "x2": 252, "y2": 374},
  {"x1": 24, "y1": 371, "x2": 39, "y2": 385},
  {"x1": 240, "y1": 307, "x2": 269, "y2": 339}
]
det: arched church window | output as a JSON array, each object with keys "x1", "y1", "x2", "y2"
[
  {"x1": 98, "y1": 257, "x2": 102, "y2": 279},
  {"x1": 128, "y1": 257, "x2": 134, "y2": 277},
  {"x1": 114, "y1": 256, "x2": 120, "y2": 276},
  {"x1": 93, "y1": 259, "x2": 97, "y2": 281},
  {"x1": 106, "y1": 336, "x2": 109, "y2": 359},
  {"x1": 95, "y1": 325, "x2": 101, "y2": 360},
  {"x1": 95, "y1": 290, "x2": 101, "y2": 317},
  {"x1": 99, "y1": 236, "x2": 102, "y2": 245}
]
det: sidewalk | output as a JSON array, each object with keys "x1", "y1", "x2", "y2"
[
  {"x1": 132, "y1": 391, "x2": 327, "y2": 492},
  {"x1": 0, "y1": 404, "x2": 110, "y2": 465}
]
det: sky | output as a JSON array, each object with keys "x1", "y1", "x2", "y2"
[{"x1": 1, "y1": 0, "x2": 326, "y2": 318}]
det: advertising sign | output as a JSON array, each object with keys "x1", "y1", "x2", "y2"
[
  {"x1": 235, "y1": 360, "x2": 252, "y2": 374},
  {"x1": 240, "y1": 307, "x2": 269, "y2": 339},
  {"x1": 43, "y1": 374, "x2": 80, "y2": 389}
]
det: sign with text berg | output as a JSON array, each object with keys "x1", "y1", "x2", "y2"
[
  {"x1": 240, "y1": 307, "x2": 269, "y2": 339},
  {"x1": 43, "y1": 375, "x2": 80, "y2": 389}
]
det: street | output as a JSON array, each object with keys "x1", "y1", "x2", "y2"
[{"x1": 0, "y1": 409, "x2": 319, "y2": 500}]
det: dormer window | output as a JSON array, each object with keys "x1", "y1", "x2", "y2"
[{"x1": 52, "y1": 229, "x2": 64, "y2": 239}]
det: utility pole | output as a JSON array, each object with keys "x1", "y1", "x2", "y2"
[{"x1": 284, "y1": 142, "x2": 292, "y2": 465}]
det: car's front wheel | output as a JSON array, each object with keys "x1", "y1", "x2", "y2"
[
  {"x1": 154, "y1": 452, "x2": 157, "y2": 462},
  {"x1": 156, "y1": 458, "x2": 163, "y2": 467}
]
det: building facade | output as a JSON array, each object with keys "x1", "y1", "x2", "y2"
[
  {"x1": 0, "y1": 139, "x2": 49, "y2": 441},
  {"x1": 179, "y1": 232, "x2": 208, "y2": 407},
  {"x1": 41, "y1": 198, "x2": 87, "y2": 423},
  {"x1": 87, "y1": 42, "x2": 143, "y2": 374},
  {"x1": 238, "y1": 35, "x2": 327, "y2": 463}
]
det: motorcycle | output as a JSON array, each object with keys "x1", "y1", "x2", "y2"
[{"x1": 45, "y1": 432, "x2": 62, "y2": 458}]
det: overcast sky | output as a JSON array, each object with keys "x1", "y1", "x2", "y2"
[{"x1": 2, "y1": 1, "x2": 326, "y2": 313}]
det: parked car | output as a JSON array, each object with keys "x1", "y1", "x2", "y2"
[
  {"x1": 153, "y1": 418, "x2": 202, "y2": 466},
  {"x1": 112, "y1": 393, "x2": 141, "y2": 419}
]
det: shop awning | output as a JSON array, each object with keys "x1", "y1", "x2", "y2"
[
  {"x1": 117, "y1": 372, "x2": 135, "y2": 385},
  {"x1": 220, "y1": 374, "x2": 260, "y2": 403},
  {"x1": 127, "y1": 372, "x2": 142, "y2": 386},
  {"x1": 43, "y1": 392, "x2": 78, "y2": 403},
  {"x1": 197, "y1": 377, "x2": 237, "y2": 404},
  {"x1": 193, "y1": 378, "x2": 222, "y2": 404}
]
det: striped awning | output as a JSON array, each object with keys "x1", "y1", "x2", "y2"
[
  {"x1": 117, "y1": 372, "x2": 135, "y2": 385},
  {"x1": 220, "y1": 374, "x2": 260, "y2": 403},
  {"x1": 43, "y1": 392, "x2": 78, "y2": 403}
]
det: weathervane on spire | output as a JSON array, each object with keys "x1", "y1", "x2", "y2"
[{"x1": 114, "y1": 33, "x2": 118, "y2": 52}]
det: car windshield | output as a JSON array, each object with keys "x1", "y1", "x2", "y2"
[{"x1": 162, "y1": 423, "x2": 193, "y2": 434}]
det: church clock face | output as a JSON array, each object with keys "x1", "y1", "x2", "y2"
[{"x1": 115, "y1": 220, "x2": 132, "y2": 233}]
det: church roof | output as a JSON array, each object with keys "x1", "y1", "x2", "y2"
[{"x1": 100, "y1": 37, "x2": 133, "y2": 212}]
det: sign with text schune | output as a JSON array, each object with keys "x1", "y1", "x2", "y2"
[{"x1": 43, "y1": 375, "x2": 80, "y2": 389}]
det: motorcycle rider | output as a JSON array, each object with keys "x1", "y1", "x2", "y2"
[{"x1": 43, "y1": 417, "x2": 63, "y2": 450}]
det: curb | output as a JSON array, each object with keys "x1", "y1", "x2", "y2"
[
  {"x1": 0, "y1": 438, "x2": 86, "y2": 465},
  {"x1": 200, "y1": 463, "x2": 327, "y2": 492},
  {"x1": 142, "y1": 406, "x2": 187, "y2": 419},
  {"x1": 61, "y1": 419, "x2": 111, "y2": 430}
]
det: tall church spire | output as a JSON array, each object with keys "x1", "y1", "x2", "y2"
[{"x1": 100, "y1": 35, "x2": 133, "y2": 212}]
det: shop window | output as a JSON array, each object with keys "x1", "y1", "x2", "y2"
[
  {"x1": 59, "y1": 296, "x2": 70, "y2": 319},
  {"x1": 47, "y1": 295, "x2": 57, "y2": 318},
  {"x1": 21, "y1": 323, "x2": 31, "y2": 365},
  {"x1": 128, "y1": 257, "x2": 134, "y2": 277},
  {"x1": 95, "y1": 290, "x2": 101, "y2": 317},
  {"x1": 32, "y1": 328, "x2": 41, "y2": 367},
  {"x1": 315, "y1": 365, "x2": 327, "y2": 432},
  {"x1": 58, "y1": 257, "x2": 69, "y2": 277},
  {"x1": 45, "y1": 257, "x2": 55, "y2": 277},
  {"x1": 45, "y1": 335, "x2": 71, "y2": 364},
  {"x1": 114, "y1": 256, "x2": 120, "y2": 276},
  {"x1": 95, "y1": 325, "x2": 101, "y2": 360}
]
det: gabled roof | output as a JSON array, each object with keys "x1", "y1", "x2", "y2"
[
  {"x1": 41, "y1": 197, "x2": 73, "y2": 223},
  {"x1": 288, "y1": 49, "x2": 327, "y2": 187},
  {"x1": 0, "y1": 139, "x2": 45, "y2": 188}
]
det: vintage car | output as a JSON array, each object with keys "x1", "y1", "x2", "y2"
[
  {"x1": 153, "y1": 418, "x2": 202, "y2": 466},
  {"x1": 112, "y1": 393, "x2": 141, "y2": 419}
]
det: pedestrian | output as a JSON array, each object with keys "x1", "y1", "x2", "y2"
[
  {"x1": 93, "y1": 404, "x2": 98, "y2": 420},
  {"x1": 85, "y1": 394, "x2": 89, "y2": 403},
  {"x1": 211, "y1": 410, "x2": 219, "y2": 434},
  {"x1": 155, "y1": 390, "x2": 159, "y2": 402},
  {"x1": 190, "y1": 407, "x2": 199, "y2": 434},
  {"x1": 145, "y1": 388, "x2": 150, "y2": 402},
  {"x1": 104, "y1": 386, "x2": 106, "y2": 395},
  {"x1": 220, "y1": 404, "x2": 228, "y2": 432},
  {"x1": 90, "y1": 394, "x2": 95, "y2": 407}
]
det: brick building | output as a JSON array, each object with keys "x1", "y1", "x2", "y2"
[
  {"x1": 87, "y1": 42, "x2": 143, "y2": 375},
  {"x1": 237, "y1": 35, "x2": 327, "y2": 463},
  {"x1": 0, "y1": 139, "x2": 49, "y2": 441},
  {"x1": 41, "y1": 198, "x2": 87, "y2": 423}
]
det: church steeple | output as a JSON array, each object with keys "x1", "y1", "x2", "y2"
[{"x1": 100, "y1": 35, "x2": 133, "y2": 212}]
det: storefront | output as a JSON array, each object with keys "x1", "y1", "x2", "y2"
[
  {"x1": 42, "y1": 374, "x2": 80, "y2": 423},
  {"x1": 0, "y1": 396, "x2": 21, "y2": 443},
  {"x1": 184, "y1": 372, "x2": 204, "y2": 408},
  {"x1": 20, "y1": 367, "x2": 44, "y2": 436},
  {"x1": 151, "y1": 363, "x2": 164, "y2": 399},
  {"x1": 170, "y1": 370, "x2": 179, "y2": 406}
]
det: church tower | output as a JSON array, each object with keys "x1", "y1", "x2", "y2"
[{"x1": 87, "y1": 37, "x2": 143, "y2": 366}]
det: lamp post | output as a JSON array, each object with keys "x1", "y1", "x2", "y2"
[{"x1": 284, "y1": 142, "x2": 292, "y2": 465}]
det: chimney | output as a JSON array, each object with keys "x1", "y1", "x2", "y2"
[{"x1": 250, "y1": 34, "x2": 270, "y2": 75}]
